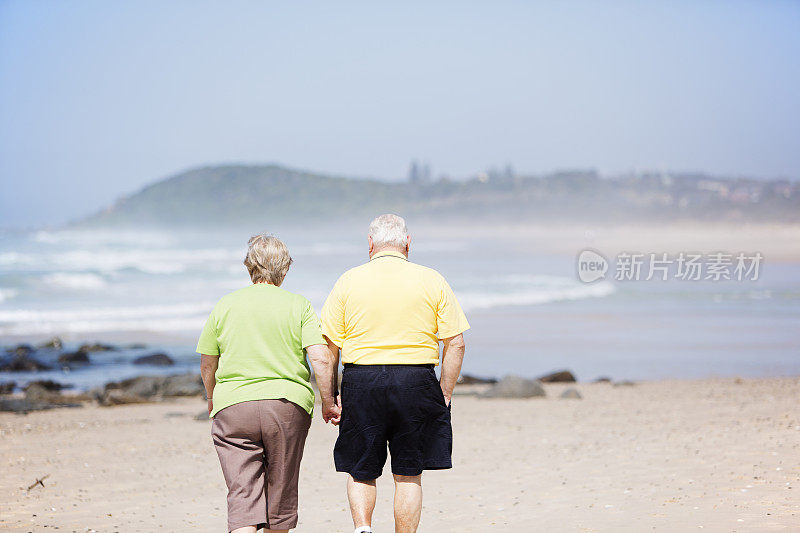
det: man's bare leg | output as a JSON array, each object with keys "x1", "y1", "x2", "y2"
[
  {"x1": 393, "y1": 474, "x2": 422, "y2": 533},
  {"x1": 347, "y1": 475, "x2": 377, "y2": 529}
]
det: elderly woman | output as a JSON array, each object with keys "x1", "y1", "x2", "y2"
[{"x1": 197, "y1": 234, "x2": 340, "y2": 533}]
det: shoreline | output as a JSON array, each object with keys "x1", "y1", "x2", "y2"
[
  {"x1": 2, "y1": 331, "x2": 800, "y2": 401},
  {"x1": 1, "y1": 376, "x2": 798, "y2": 531},
  {"x1": 0, "y1": 330, "x2": 198, "y2": 347},
  {"x1": 417, "y1": 221, "x2": 800, "y2": 262}
]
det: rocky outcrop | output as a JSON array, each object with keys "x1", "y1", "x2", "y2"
[
  {"x1": 560, "y1": 388, "x2": 582, "y2": 399},
  {"x1": 78, "y1": 343, "x2": 117, "y2": 352},
  {"x1": 132, "y1": 353, "x2": 175, "y2": 366},
  {"x1": 25, "y1": 383, "x2": 70, "y2": 404},
  {"x1": 480, "y1": 376, "x2": 546, "y2": 398},
  {"x1": 160, "y1": 373, "x2": 203, "y2": 396},
  {"x1": 23, "y1": 379, "x2": 66, "y2": 392},
  {"x1": 0, "y1": 397, "x2": 81, "y2": 413},
  {"x1": 124, "y1": 343, "x2": 147, "y2": 350},
  {"x1": 38, "y1": 337, "x2": 63, "y2": 350},
  {"x1": 58, "y1": 350, "x2": 91, "y2": 365},
  {"x1": 458, "y1": 374, "x2": 498, "y2": 385},
  {"x1": 93, "y1": 373, "x2": 204, "y2": 406},
  {"x1": 24, "y1": 382, "x2": 90, "y2": 404},
  {"x1": 536, "y1": 370, "x2": 577, "y2": 383},
  {"x1": 0, "y1": 378, "x2": 83, "y2": 412},
  {"x1": 97, "y1": 390, "x2": 152, "y2": 406},
  {"x1": 0, "y1": 350, "x2": 53, "y2": 372},
  {"x1": 6, "y1": 344, "x2": 35, "y2": 358}
]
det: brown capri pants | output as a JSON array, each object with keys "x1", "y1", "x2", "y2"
[{"x1": 211, "y1": 399, "x2": 311, "y2": 532}]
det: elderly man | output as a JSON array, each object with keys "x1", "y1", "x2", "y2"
[{"x1": 321, "y1": 214, "x2": 469, "y2": 533}]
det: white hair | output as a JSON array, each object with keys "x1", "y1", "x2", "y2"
[
  {"x1": 368, "y1": 214, "x2": 409, "y2": 249},
  {"x1": 243, "y1": 234, "x2": 293, "y2": 285}
]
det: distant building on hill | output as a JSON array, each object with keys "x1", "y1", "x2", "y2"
[
  {"x1": 482, "y1": 163, "x2": 515, "y2": 182},
  {"x1": 408, "y1": 159, "x2": 431, "y2": 184}
]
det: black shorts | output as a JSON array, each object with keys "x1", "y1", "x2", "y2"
[{"x1": 334, "y1": 364, "x2": 453, "y2": 481}]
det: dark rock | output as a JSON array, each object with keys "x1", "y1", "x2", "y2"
[
  {"x1": 0, "y1": 398, "x2": 40, "y2": 413},
  {"x1": 458, "y1": 374, "x2": 497, "y2": 385},
  {"x1": 560, "y1": 388, "x2": 582, "y2": 399},
  {"x1": 0, "y1": 398, "x2": 81, "y2": 413},
  {"x1": 1, "y1": 382, "x2": 84, "y2": 411},
  {"x1": 480, "y1": 376, "x2": 546, "y2": 399},
  {"x1": 125, "y1": 343, "x2": 147, "y2": 350},
  {"x1": 58, "y1": 350, "x2": 91, "y2": 365},
  {"x1": 0, "y1": 353, "x2": 52, "y2": 372},
  {"x1": 6, "y1": 344, "x2": 35, "y2": 357},
  {"x1": 161, "y1": 373, "x2": 203, "y2": 396},
  {"x1": 88, "y1": 386, "x2": 105, "y2": 401},
  {"x1": 106, "y1": 375, "x2": 164, "y2": 397},
  {"x1": 23, "y1": 379, "x2": 67, "y2": 392},
  {"x1": 133, "y1": 353, "x2": 175, "y2": 366},
  {"x1": 24, "y1": 383, "x2": 67, "y2": 404},
  {"x1": 613, "y1": 380, "x2": 636, "y2": 387},
  {"x1": 38, "y1": 337, "x2": 63, "y2": 350},
  {"x1": 97, "y1": 389, "x2": 149, "y2": 406},
  {"x1": 536, "y1": 370, "x2": 577, "y2": 383},
  {"x1": 95, "y1": 373, "x2": 203, "y2": 406},
  {"x1": 0, "y1": 381, "x2": 16, "y2": 395},
  {"x1": 78, "y1": 343, "x2": 117, "y2": 352},
  {"x1": 24, "y1": 382, "x2": 88, "y2": 404},
  {"x1": 195, "y1": 410, "x2": 210, "y2": 421},
  {"x1": 593, "y1": 376, "x2": 612, "y2": 383}
]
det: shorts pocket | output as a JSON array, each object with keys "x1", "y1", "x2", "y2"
[
  {"x1": 341, "y1": 370, "x2": 376, "y2": 391},
  {"x1": 425, "y1": 371, "x2": 446, "y2": 407}
]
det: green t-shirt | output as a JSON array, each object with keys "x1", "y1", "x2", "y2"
[{"x1": 196, "y1": 283, "x2": 325, "y2": 418}]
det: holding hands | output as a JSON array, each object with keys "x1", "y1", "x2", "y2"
[
  {"x1": 322, "y1": 395, "x2": 342, "y2": 425},
  {"x1": 307, "y1": 343, "x2": 342, "y2": 426}
]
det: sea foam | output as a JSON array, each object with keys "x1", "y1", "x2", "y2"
[
  {"x1": 457, "y1": 275, "x2": 615, "y2": 311},
  {"x1": 42, "y1": 273, "x2": 108, "y2": 290}
]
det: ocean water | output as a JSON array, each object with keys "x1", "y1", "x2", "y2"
[{"x1": 1, "y1": 227, "x2": 799, "y2": 390}]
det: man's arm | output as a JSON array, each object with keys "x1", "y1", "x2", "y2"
[
  {"x1": 439, "y1": 333, "x2": 466, "y2": 406},
  {"x1": 307, "y1": 344, "x2": 340, "y2": 423},
  {"x1": 200, "y1": 354, "x2": 219, "y2": 415}
]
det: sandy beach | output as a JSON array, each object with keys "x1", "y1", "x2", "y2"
[{"x1": 1, "y1": 377, "x2": 798, "y2": 532}]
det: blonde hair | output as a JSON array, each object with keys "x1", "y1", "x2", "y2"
[{"x1": 243, "y1": 234, "x2": 293, "y2": 285}]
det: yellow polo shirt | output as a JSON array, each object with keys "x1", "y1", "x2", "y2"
[{"x1": 321, "y1": 250, "x2": 470, "y2": 365}]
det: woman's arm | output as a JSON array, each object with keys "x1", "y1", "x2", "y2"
[
  {"x1": 325, "y1": 336, "x2": 341, "y2": 399},
  {"x1": 307, "y1": 343, "x2": 340, "y2": 424},
  {"x1": 200, "y1": 354, "x2": 219, "y2": 415}
]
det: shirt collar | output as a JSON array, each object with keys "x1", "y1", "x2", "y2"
[{"x1": 370, "y1": 250, "x2": 408, "y2": 261}]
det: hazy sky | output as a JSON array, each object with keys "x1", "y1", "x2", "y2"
[{"x1": 1, "y1": 1, "x2": 799, "y2": 228}]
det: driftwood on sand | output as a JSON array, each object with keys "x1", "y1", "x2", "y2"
[{"x1": 26, "y1": 474, "x2": 50, "y2": 491}]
